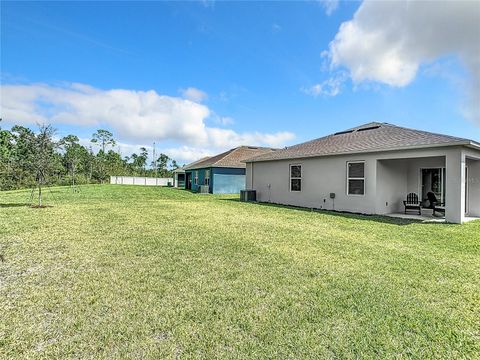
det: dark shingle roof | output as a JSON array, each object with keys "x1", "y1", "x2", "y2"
[
  {"x1": 246, "y1": 122, "x2": 478, "y2": 162},
  {"x1": 175, "y1": 156, "x2": 211, "y2": 172},
  {"x1": 184, "y1": 146, "x2": 276, "y2": 170}
]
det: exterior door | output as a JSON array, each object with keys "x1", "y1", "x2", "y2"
[
  {"x1": 185, "y1": 172, "x2": 192, "y2": 190},
  {"x1": 421, "y1": 168, "x2": 445, "y2": 204}
]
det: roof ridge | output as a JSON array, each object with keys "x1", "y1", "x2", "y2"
[
  {"x1": 236, "y1": 145, "x2": 278, "y2": 150},
  {"x1": 284, "y1": 122, "x2": 386, "y2": 150},
  {"x1": 383, "y1": 123, "x2": 468, "y2": 142},
  {"x1": 216, "y1": 146, "x2": 278, "y2": 165},
  {"x1": 344, "y1": 121, "x2": 385, "y2": 132},
  {"x1": 210, "y1": 147, "x2": 239, "y2": 166},
  {"x1": 186, "y1": 155, "x2": 211, "y2": 166},
  {"x1": 245, "y1": 122, "x2": 476, "y2": 163}
]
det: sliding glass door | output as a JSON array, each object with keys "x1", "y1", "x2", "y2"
[
  {"x1": 465, "y1": 165, "x2": 469, "y2": 215},
  {"x1": 421, "y1": 168, "x2": 446, "y2": 204}
]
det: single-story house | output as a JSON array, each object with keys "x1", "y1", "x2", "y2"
[
  {"x1": 245, "y1": 122, "x2": 480, "y2": 224},
  {"x1": 183, "y1": 146, "x2": 275, "y2": 194},
  {"x1": 172, "y1": 156, "x2": 211, "y2": 188}
]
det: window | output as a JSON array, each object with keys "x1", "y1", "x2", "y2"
[
  {"x1": 204, "y1": 170, "x2": 210, "y2": 186},
  {"x1": 194, "y1": 171, "x2": 198, "y2": 185},
  {"x1": 347, "y1": 161, "x2": 365, "y2": 195},
  {"x1": 290, "y1": 164, "x2": 302, "y2": 192}
]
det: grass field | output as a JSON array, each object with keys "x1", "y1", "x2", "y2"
[{"x1": 1, "y1": 185, "x2": 479, "y2": 358}]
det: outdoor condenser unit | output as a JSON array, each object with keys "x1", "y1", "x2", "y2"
[
  {"x1": 198, "y1": 185, "x2": 210, "y2": 194},
  {"x1": 240, "y1": 189, "x2": 256, "y2": 202}
]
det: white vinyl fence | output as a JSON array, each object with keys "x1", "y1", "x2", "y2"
[{"x1": 110, "y1": 176, "x2": 173, "y2": 186}]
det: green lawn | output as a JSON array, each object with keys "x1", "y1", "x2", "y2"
[{"x1": 1, "y1": 185, "x2": 479, "y2": 359}]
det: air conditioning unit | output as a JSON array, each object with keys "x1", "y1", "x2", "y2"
[
  {"x1": 240, "y1": 189, "x2": 256, "y2": 202},
  {"x1": 198, "y1": 185, "x2": 210, "y2": 194}
]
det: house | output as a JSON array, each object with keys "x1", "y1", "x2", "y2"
[
  {"x1": 172, "y1": 157, "x2": 210, "y2": 188},
  {"x1": 245, "y1": 122, "x2": 480, "y2": 224},
  {"x1": 183, "y1": 146, "x2": 275, "y2": 194}
]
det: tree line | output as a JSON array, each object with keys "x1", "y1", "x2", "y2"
[{"x1": 0, "y1": 121, "x2": 180, "y2": 191}]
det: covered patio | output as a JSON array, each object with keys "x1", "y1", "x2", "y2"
[
  {"x1": 386, "y1": 210, "x2": 480, "y2": 223},
  {"x1": 375, "y1": 148, "x2": 480, "y2": 224},
  {"x1": 173, "y1": 168, "x2": 186, "y2": 188}
]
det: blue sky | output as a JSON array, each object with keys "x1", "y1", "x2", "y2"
[{"x1": 1, "y1": 1, "x2": 479, "y2": 163}]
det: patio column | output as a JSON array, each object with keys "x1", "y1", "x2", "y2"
[{"x1": 445, "y1": 149, "x2": 466, "y2": 223}]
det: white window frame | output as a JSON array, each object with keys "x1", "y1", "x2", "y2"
[
  {"x1": 204, "y1": 169, "x2": 210, "y2": 186},
  {"x1": 289, "y1": 164, "x2": 302, "y2": 192},
  {"x1": 194, "y1": 170, "x2": 198, "y2": 185},
  {"x1": 347, "y1": 161, "x2": 365, "y2": 196}
]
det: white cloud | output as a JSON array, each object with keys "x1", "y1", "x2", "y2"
[
  {"x1": 204, "y1": 128, "x2": 294, "y2": 149},
  {"x1": 326, "y1": 0, "x2": 480, "y2": 124},
  {"x1": 272, "y1": 23, "x2": 282, "y2": 33},
  {"x1": 217, "y1": 116, "x2": 235, "y2": 126},
  {"x1": 179, "y1": 87, "x2": 208, "y2": 102},
  {"x1": 319, "y1": 0, "x2": 339, "y2": 16},
  {"x1": 77, "y1": 137, "x2": 212, "y2": 165},
  {"x1": 0, "y1": 82, "x2": 295, "y2": 150},
  {"x1": 201, "y1": 0, "x2": 215, "y2": 9},
  {"x1": 303, "y1": 71, "x2": 348, "y2": 97},
  {"x1": 160, "y1": 146, "x2": 213, "y2": 165}
]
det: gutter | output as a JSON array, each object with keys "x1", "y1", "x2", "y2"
[
  {"x1": 183, "y1": 165, "x2": 247, "y2": 171},
  {"x1": 467, "y1": 140, "x2": 480, "y2": 150}
]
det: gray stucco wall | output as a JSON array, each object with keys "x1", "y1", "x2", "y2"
[
  {"x1": 246, "y1": 146, "x2": 480, "y2": 223},
  {"x1": 248, "y1": 152, "x2": 378, "y2": 214},
  {"x1": 212, "y1": 174, "x2": 246, "y2": 194},
  {"x1": 376, "y1": 159, "x2": 408, "y2": 214}
]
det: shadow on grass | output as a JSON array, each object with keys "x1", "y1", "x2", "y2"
[
  {"x1": 0, "y1": 203, "x2": 30, "y2": 208},
  {"x1": 218, "y1": 198, "x2": 449, "y2": 226},
  {"x1": 174, "y1": 188, "x2": 198, "y2": 194}
]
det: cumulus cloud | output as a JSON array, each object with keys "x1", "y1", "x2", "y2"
[
  {"x1": 204, "y1": 128, "x2": 294, "y2": 149},
  {"x1": 0, "y1": 82, "x2": 295, "y2": 150},
  {"x1": 77, "y1": 136, "x2": 212, "y2": 165},
  {"x1": 326, "y1": 0, "x2": 480, "y2": 124},
  {"x1": 319, "y1": 0, "x2": 339, "y2": 16},
  {"x1": 201, "y1": 0, "x2": 215, "y2": 9},
  {"x1": 160, "y1": 146, "x2": 213, "y2": 165},
  {"x1": 216, "y1": 116, "x2": 235, "y2": 126},
  {"x1": 179, "y1": 87, "x2": 208, "y2": 102},
  {"x1": 303, "y1": 71, "x2": 348, "y2": 97},
  {"x1": 272, "y1": 23, "x2": 282, "y2": 33}
]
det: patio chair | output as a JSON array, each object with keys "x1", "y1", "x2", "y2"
[
  {"x1": 426, "y1": 192, "x2": 445, "y2": 217},
  {"x1": 403, "y1": 193, "x2": 421, "y2": 215}
]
